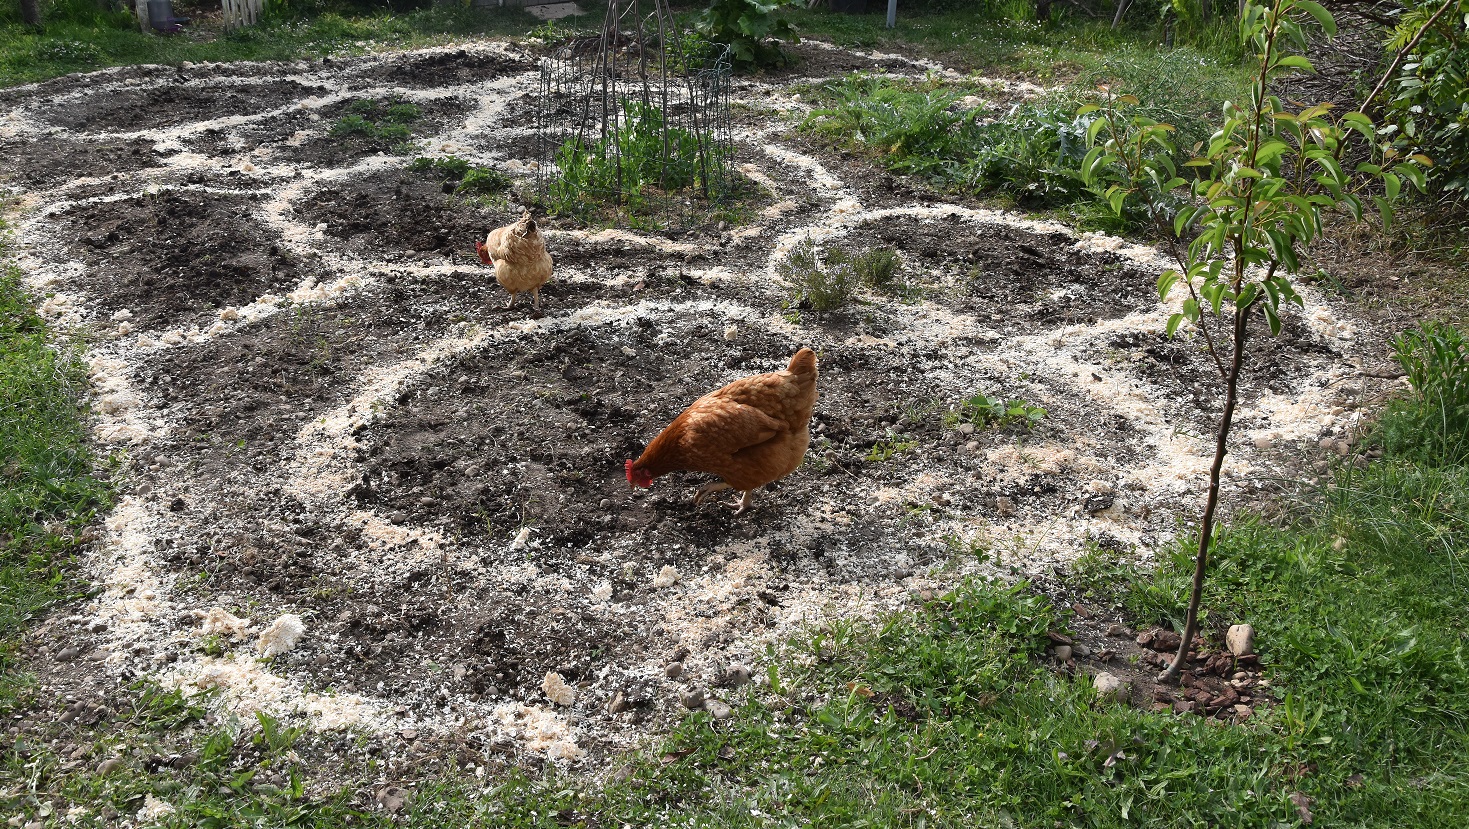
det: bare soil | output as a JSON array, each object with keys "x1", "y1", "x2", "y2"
[{"x1": 1, "y1": 39, "x2": 1394, "y2": 791}]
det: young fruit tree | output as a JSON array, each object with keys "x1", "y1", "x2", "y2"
[{"x1": 1079, "y1": 0, "x2": 1428, "y2": 683}]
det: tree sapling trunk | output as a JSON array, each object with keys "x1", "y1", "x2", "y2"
[{"x1": 1160, "y1": 301, "x2": 1253, "y2": 684}]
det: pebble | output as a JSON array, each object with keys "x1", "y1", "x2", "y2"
[
  {"x1": 56, "y1": 647, "x2": 79, "y2": 662},
  {"x1": 96, "y1": 757, "x2": 123, "y2": 775},
  {"x1": 723, "y1": 325, "x2": 738, "y2": 340},
  {"x1": 705, "y1": 699, "x2": 733, "y2": 720},
  {"x1": 680, "y1": 688, "x2": 705, "y2": 710},
  {"x1": 1093, "y1": 672, "x2": 1127, "y2": 703},
  {"x1": 724, "y1": 664, "x2": 751, "y2": 687},
  {"x1": 387, "y1": 511, "x2": 408, "y2": 525},
  {"x1": 1053, "y1": 645, "x2": 1072, "y2": 661},
  {"x1": 664, "y1": 662, "x2": 683, "y2": 679},
  {"x1": 1074, "y1": 644, "x2": 1091, "y2": 658},
  {"x1": 965, "y1": 440, "x2": 981, "y2": 453},
  {"x1": 607, "y1": 692, "x2": 629, "y2": 714},
  {"x1": 1226, "y1": 624, "x2": 1255, "y2": 656},
  {"x1": 1106, "y1": 623, "x2": 1126, "y2": 637},
  {"x1": 957, "y1": 423, "x2": 976, "y2": 435},
  {"x1": 1232, "y1": 703, "x2": 1252, "y2": 719},
  {"x1": 1252, "y1": 434, "x2": 1273, "y2": 450}
]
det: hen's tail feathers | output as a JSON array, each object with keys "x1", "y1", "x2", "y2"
[{"x1": 787, "y1": 347, "x2": 817, "y2": 378}]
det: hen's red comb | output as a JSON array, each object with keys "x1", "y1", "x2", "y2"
[{"x1": 474, "y1": 240, "x2": 491, "y2": 265}]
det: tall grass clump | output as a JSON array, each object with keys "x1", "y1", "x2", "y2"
[{"x1": 1380, "y1": 321, "x2": 1469, "y2": 464}]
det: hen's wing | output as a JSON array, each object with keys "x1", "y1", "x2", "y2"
[{"x1": 682, "y1": 397, "x2": 787, "y2": 452}]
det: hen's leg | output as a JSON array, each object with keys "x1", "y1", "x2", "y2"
[
  {"x1": 532, "y1": 287, "x2": 541, "y2": 310},
  {"x1": 692, "y1": 482, "x2": 731, "y2": 506},
  {"x1": 731, "y1": 490, "x2": 755, "y2": 516},
  {"x1": 505, "y1": 292, "x2": 517, "y2": 309}
]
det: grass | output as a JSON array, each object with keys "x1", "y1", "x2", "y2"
[
  {"x1": 786, "y1": 8, "x2": 1253, "y2": 230},
  {"x1": 0, "y1": 3, "x2": 544, "y2": 88},
  {"x1": 0, "y1": 229, "x2": 110, "y2": 710}
]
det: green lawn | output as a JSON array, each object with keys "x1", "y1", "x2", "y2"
[{"x1": 0, "y1": 233, "x2": 110, "y2": 710}]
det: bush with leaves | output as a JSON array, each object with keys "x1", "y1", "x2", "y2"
[
  {"x1": 1080, "y1": 0, "x2": 1426, "y2": 683},
  {"x1": 778, "y1": 239, "x2": 860, "y2": 316},
  {"x1": 1376, "y1": 0, "x2": 1469, "y2": 198},
  {"x1": 695, "y1": 0, "x2": 797, "y2": 70}
]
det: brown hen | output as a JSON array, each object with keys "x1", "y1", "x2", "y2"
[
  {"x1": 475, "y1": 209, "x2": 553, "y2": 309},
  {"x1": 626, "y1": 348, "x2": 818, "y2": 515}
]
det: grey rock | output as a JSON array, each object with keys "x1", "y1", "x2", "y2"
[
  {"x1": 723, "y1": 664, "x2": 751, "y2": 687},
  {"x1": 1053, "y1": 645, "x2": 1072, "y2": 661},
  {"x1": 664, "y1": 662, "x2": 683, "y2": 679},
  {"x1": 1074, "y1": 644, "x2": 1091, "y2": 658},
  {"x1": 96, "y1": 757, "x2": 124, "y2": 775},
  {"x1": 387, "y1": 511, "x2": 409, "y2": 525},
  {"x1": 56, "y1": 647, "x2": 79, "y2": 662},
  {"x1": 680, "y1": 688, "x2": 705, "y2": 710},
  {"x1": 704, "y1": 699, "x2": 733, "y2": 720}
]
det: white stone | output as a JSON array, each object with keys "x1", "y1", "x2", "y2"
[
  {"x1": 1093, "y1": 672, "x2": 1127, "y2": 703},
  {"x1": 653, "y1": 565, "x2": 680, "y2": 589},
  {"x1": 256, "y1": 614, "x2": 306, "y2": 658},
  {"x1": 541, "y1": 672, "x2": 576, "y2": 706},
  {"x1": 1226, "y1": 624, "x2": 1255, "y2": 657}
]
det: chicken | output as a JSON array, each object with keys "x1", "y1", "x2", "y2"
[
  {"x1": 626, "y1": 348, "x2": 818, "y2": 515},
  {"x1": 475, "y1": 209, "x2": 553, "y2": 309}
]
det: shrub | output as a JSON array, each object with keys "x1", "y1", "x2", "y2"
[
  {"x1": 852, "y1": 247, "x2": 901, "y2": 291},
  {"x1": 1380, "y1": 0, "x2": 1469, "y2": 199},
  {"x1": 695, "y1": 0, "x2": 797, "y2": 70},
  {"x1": 778, "y1": 239, "x2": 859, "y2": 315}
]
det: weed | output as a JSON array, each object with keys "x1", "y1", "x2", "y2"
[
  {"x1": 330, "y1": 97, "x2": 421, "y2": 153},
  {"x1": 408, "y1": 156, "x2": 511, "y2": 198},
  {"x1": 864, "y1": 437, "x2": 916, "y2": 462},
  {"x1": 1380, "y1": 321, "x2": 1469, "y2": 463},
  {"x1": 946, "y1": 391, "x2": 1047, "y2": 430},
  {"x1": 777, "y1": 238, "x2": 859, "y2": 315}
]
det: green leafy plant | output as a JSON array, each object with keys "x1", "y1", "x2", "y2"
[
  {"x1": 548, "y1": 98, "x2": 731, "y2": 222},
  {"x1": 864, "y1": 437, "x2": 917, "y2": 462},
  {"x1": 1081, "y1": 0, "x2": 1425, "y2": 684},
  {"x1": 946, "y1": 392, "x2": 1047, "y2": 430},
  {"x1": 695, "y1": 0, "x2": 797, "y2": 69},
  {"x1": 409, "y1": 156, "x2": 511, "y2": 198},
  {"x1": 330, "y1": 97, "x2": 421, "y2": 153},
  {"x1": 1376, "y1": 0, "x2": 1468, "y2": 198},
  {"x1": 777, "y1": 239, "x2": 860, "y2": 315},
  {"x1": 1380, "y1": 322, "x2": 1469, "y2": 463}
]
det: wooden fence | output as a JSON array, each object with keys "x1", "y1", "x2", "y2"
[{"x1": 222, "y1": 0, "x2": 264, "y2": 30}]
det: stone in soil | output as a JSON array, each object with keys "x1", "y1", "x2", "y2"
[{"x1": 1226, "y1": 623, "x2": 1256, "y2": 656}]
